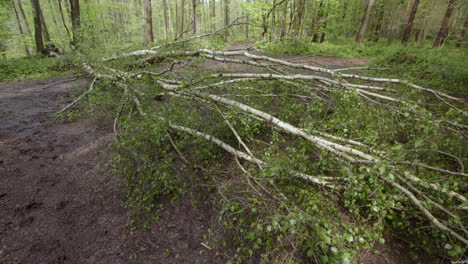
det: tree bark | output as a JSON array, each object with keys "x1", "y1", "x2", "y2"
[
  {"x1": 312, "y1": 1, "x2": 324, "y2": 42},
  {"x1": 69, "y1": 0, "x2": 81, "y2": 45},
  {"x1": 12, "y1": 1, "x2": 30, "y2": 56},
  {"x1": 143, "y1": 0, "x2": 153, "y2": 43},
  {"x1": 190, "y1": 0, "x2": 197, "y2": 34},
  {"x1": 456, "y1": 15, "x2": 467, "y2": 48},
  {"x1": 164, "y1": 0, "x2": 174, "y2": 39},
  {"x1": 372, "y1": 2, "x2": 385, "y2": 43},
  {"x1": 15, "y1": 0, "x2": 32, "y2": 36},
  {"x1": 162, "y1": 0, "x2": 170, "y2": 40},
  {"x1": 58, "y1": 0, "x2": 72, "y2": 42},
  {"x1": 355, "y1": 0, "x2": 376, "y2": 42},
  {"x1": 280, "y1": 0, "x2": 288, "y2": 39},
  {"x1": 210, "y1": 0, "x2": 216, "y2": 32},
  {"x1": 433, "y1": 0, "x2": 456, "y2": 48},
  {"x1": 402, "y1": 0, "x2": 420, "y2": 43},
  {"x1": 180, "y1": 0, "x2": 185, "y2": 35},
  {"x1": 224, "y1": 0, "x2": 229, "y2": 38},
  {"x1": 39, "y1": 7, "x2": 51, "y2": 43},
  {"x1": 30, "y1": 0, "x2": 44, "y2": 53}
]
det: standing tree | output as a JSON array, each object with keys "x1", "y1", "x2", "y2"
[
  {"x1": 190, "y1": 0, "x2": 197, "y2": 34},
  {"x1": 433, "y1": 0, "x2": 456, "y2": 48},
  {"x1": 279, "y1": 0, "x2": 288, "y2": 39},
  {"x1": 224, "y1": 0, "x2": 230, "y2": 38},
  {"x1": 210, "y1": 0, "x2": 216, "y2": 32},
  {"x1": 143, "y1": 0, "x2": 153, "y2": 43},
  {"x1": 355, "y1": 0, "x2": 376, "y2": 42},
  {"x1": 162, "y1": 0, "x2": 173, "y2": 40},
  {"x1": 180, "y1": 0, "x2": 186, "y2": 35},
  {"x1": 12, "y1": 0, "x2": 30, "y2": 56},
  {"x1": 69, "y1": 0, "x2": 81, "y2": 46},
  {"x1": 372, "y1": 1, "x2": 385, "y2": 43},
  {"x1": 39, "y1": 7, "x2": 51, "y2": 43},
  {"x1": 456, "y1": 15, "x2": 467, "y2": 47},
  {"x1": 30, "y1": 0, "x2": 44, "y2": 53},
  {"x1": 402, "y1": 0, "x2": 420, "y2": 43}
]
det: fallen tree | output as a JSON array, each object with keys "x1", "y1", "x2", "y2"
[{"x1": 65, "y1": 30, "x2": 467, "y2": 262}]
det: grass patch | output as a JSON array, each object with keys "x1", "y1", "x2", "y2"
[
  {"x1": 260, "y1": 39, "x2": 467, "y2": 94},
  {"x1": 0, "y1": 55, "x2": 77, "y2": 82}
]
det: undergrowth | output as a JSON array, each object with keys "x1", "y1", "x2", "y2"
[
  {"x1": 0, "y1": 55, "x2": 77, "y2": 81},
  {"x1": 261, "y1": 39, "x2": 467, "y2": 94}
]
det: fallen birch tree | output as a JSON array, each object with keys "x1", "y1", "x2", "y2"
[{"x1": 66, "y1": 31, "x2": 467, "y2": 262}]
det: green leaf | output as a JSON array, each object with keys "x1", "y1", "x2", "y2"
[{"x1": 331, "y1": 247, "x2": 338, "y2": 254}]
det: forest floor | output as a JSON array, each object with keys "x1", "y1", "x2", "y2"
[{"x1": 0, "y1": 43, "x2": 417, "y2": 264}]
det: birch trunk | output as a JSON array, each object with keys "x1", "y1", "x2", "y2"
[{"x1": 356, "y1": 0, "x2": 376, "y2": 42}]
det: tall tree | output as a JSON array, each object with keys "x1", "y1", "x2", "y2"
[
  {"x1": 39, "y1": 8, "x2": 51, "y2": 43},
  {"x1": 433, "y1": 0, "x2": 456, "y2": 48},
  {"x1": 279, "y1": 0, "x2": 288, "y2": 39},
  {"x1": 312, "y1": 1, "x2": 326, "y2": 43},
  {"x1": 456, "y1": 15, "x2": 467, "y2": 48},
  {"x1": 143, "y1": 0, "x2": 153, "y2": 43},
  {"x1": 58, "y1": 0, "x2": 72, "y2": 42},
  {"x1": 210, "y1": 0, "x2": 216, "y2": 32},
  {"x1": 30, "y1": 0, "x2": 44, "y2": 53},
  {"x1": 15, "y1": 0, "x2": 31, "y2": 37},
  {"x1": 372, "y1": 1, "x2": 385, "y2": 43},
  {"x1": 402, "y1": 0, "x2": 420, "y2": 43},
  {"x1": 190, "y1": 0, "x2": 197, "y2": 34},
  {"x1": 12, "y1": 0, "x2": 30, "y2": 56},
  {"x1": 355, "y1": 0, "x2": 376, "y2": 42},
  {"x1": 162, "y1": 0, "x2": 173, "y2": 40},
  {"x1": 180, "y1": 0, "x2": 186, "y2": 35},
  {"x1": 224, "y1": 0, "x2": 229, "y2": 38},
  {"x1": 69, "y1": 0, "x2": 81, "y2": 45}
]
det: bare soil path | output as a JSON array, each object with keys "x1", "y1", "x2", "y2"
[
  {"x1": 0, "y1": 77, "x2": 225, "y2": 264},
  {"x1": 0, "y1": 45, "x2": 378, "y2": 264}
]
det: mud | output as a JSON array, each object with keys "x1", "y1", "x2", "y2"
[{"x1": 0, "y1": 77, "x2": 225, "y2": 263}]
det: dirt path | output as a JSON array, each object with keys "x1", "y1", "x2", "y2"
[{"x1": 0, "y1": 77, "x2": 225, "y2": 264}]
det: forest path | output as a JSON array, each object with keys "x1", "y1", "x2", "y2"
[
  {"x1": 0, "y1": 49, "x2": 372, "y2": 264},
  {"x1": 0, "y1": 77, "x2": 225, "y2": 264},
  {"x1": 226, "y1": 41, "x2": 370, "y2": 68}
]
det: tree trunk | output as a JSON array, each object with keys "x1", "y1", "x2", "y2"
[
  {"x1": 180, "y1": 0, "x2": 185, "y2": 35},
  {"x1": 190, "y1": 0, "x2": 197, "y2": 34},
  {"x1": 143, "y1": 0, "x2": 153, "y2": 43},
  {"x1": 210, "y1": 0, "x2": 216, "y2": 32},
  {"x1": 15, "y1": 0, "x2": 32, "y2": 36},
  {"x1": 69, "y1": 0, "x2": 81, "y2": 45},
  {"x1": 355, "y1": 0, "x2": 376, "y2": 42},
  {"x1": 433, "y1": 0, "x2": 456, "y2": 48},
  {"x1": 402, "y1": 0, "x2": 420, "y2": 43},
  {"x1": 163, "y1": 0, "x2": 173, "y2": 39},
  {"x1": 224, "y1": 0, "x2": 229, "y2": 38},
  {"x1": 312, "y1": 1, "x2": 324, "y2": 42},
  {"x1": 162, "y1": 0, "x2": 170, "y2": 40},
  {"x1": 39, "y1": 8, "x2": 51, "y2": 43},
  {"x1": 46, "y1": 0, "x2": 63, "y2": 39},
  {"x1": 456, "y1": 15, "x2": 467, "y2": 48},
  {"x1": 12, "y1": 1, "x2": 30, "y2": 56},
  {"x1": 58, "y1": 0, "x2": 72, "y2": 42},
  {"x1": 31, "y1": 0, "x2": 44, "y2": 53},
  {"x1": 373, "y1": 2, "x2": 385, "y2": 43},
  {"x1": 280, "y1": 0, "x2": 287, "y2": 39}
]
